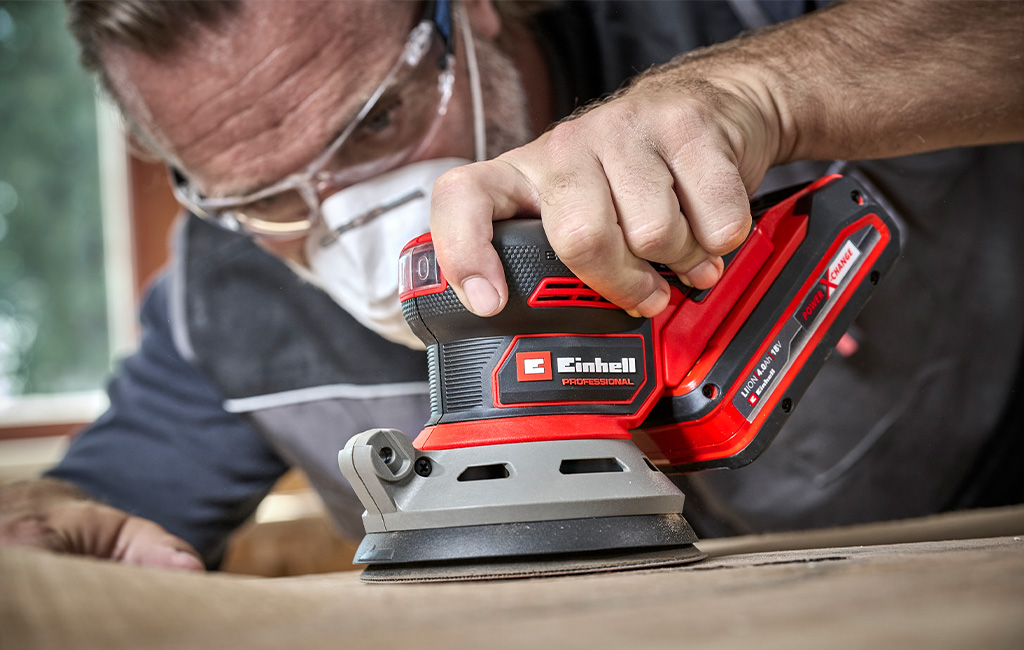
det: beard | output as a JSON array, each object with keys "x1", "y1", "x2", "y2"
[{"x1": 471, "y1": 32, "x2": 533, "y2": 159}]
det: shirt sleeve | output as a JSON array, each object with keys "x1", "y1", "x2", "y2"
[{"x1": 45, "y1": 274, "x2": 290, "y2": 568}]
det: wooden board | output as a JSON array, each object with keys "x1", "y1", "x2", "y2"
[{"x1": 2, "y1": 513, "x2": 1023, "y2": 650}]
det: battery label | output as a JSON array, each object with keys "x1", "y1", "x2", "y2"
[{"x1": 733, "y1": 226, "x2": 876, "y2": 420}]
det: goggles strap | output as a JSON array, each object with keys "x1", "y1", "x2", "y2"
[{"x1": 459, "y1": 7, "x2": 487, "y2": 162}]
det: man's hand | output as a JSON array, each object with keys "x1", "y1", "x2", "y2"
[
  {"x1": 0, "y1": 479, "x2": 204, "y2": 571},
  {"x1": 430, "y1": 0, "x2": 1024, "y2": 318},
  {"x1": 431, "y1": 69, "x2": 773, "y2": 318}
]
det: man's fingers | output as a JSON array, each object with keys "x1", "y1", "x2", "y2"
[
  {"x1": 536, "y1": 146, "x2": 670, "y2": 318},
  {"x1": 666, "y1": 141, "x2": 752, "y2": 286},
  {"x1": 430, "y1": 161, "x2": 541, "y2": 316},
  {"x1": 114, "y1": 515, "x2": 204, "y2": 571},
  {"x1": 599, "y1": 139, "x2": 711, "y2": 291},
  {"x1": 680, "y1": 255, "x2": 726, "y2": 288}
]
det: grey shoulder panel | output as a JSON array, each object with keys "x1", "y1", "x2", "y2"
[
  {"x1": 178, "y1": 215, "x2": 428, "y2": 400},
  {"x1": 223, "y1": 382, "x2": 430, "y2": 414}
]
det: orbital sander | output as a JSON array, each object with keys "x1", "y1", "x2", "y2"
[{"x1": 339, "y1": 174, "x2": 900, "y2": 582}]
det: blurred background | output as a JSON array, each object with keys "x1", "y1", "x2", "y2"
[
  {"x1": 1, "y1": 1, "x2": 116, "y2": 408},
  {"x1": 0, "y1": 1, "x2": 355, "y2": 576}
]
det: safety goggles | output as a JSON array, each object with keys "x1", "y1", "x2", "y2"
[{"x1": 170, "y1": 0, "x2": 455, "y2": 239}]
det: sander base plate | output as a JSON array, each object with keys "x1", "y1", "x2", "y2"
[{"x1": 355, "y1": 513, "x2": 706, "y2": 583}]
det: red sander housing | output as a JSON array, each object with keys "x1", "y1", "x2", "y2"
[{"x1": 339, "y1": 175, "x2": 900, "y2": 582}]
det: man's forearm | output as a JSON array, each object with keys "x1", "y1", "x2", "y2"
[
  {"x1": 657, "y1": 0, "x2": 1024, "y2": 164},
  {"x1": 0, "y1": 478, "x2": 123, "y2": 556}
]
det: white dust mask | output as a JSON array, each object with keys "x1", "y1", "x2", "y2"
[{"x1": 303, "y1": 157, "x2": 469, "y2": 349}]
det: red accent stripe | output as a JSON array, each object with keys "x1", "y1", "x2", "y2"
[
  {"x1": 527, "y1": 278, "x2": 618, "y2": 309},
  {"x1": 399, "y1": 277, "x2": 448, "y2": 301},
  {"x1": 414, "y1": 415, "x2": 632, "y2": 450}
]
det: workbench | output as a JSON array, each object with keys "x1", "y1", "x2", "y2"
[{"x1": 3, "y1": 506, "x2": 1023, "y2": 650}]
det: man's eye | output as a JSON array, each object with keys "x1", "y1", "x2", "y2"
[
  {"x1": 362, "y1": 110, "x2": 392, "y2": 133},
  {"x1": 360, "y1": 98, "x2": 401, "y2": 134}
]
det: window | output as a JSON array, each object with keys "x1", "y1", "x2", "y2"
[{"x1": 0, "y1": 1, "x2": 179, "y2": 476}]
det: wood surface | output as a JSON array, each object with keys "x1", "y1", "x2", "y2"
[{"x1": 4, "y1": 508, "x2": 1024, "y2": 650}]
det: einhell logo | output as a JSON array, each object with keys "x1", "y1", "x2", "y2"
[
  {"x1": 516, "y1": 352, "x2": 639, "y2": 385},
  {"x1": 557, "y1": 356, "x2": 637, "y2": 387},
  {"x1": 557, "y1": 357, "x2": 636, "y2": 374},
  {"x1": 516, "y1": 351, "x2": 552, "y2": 382}
]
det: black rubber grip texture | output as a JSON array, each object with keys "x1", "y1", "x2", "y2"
[
  {"x1": 427, "y1": 344, "x2": 440, "y2": 415},
  {"x1": 440, "y1": 337, "x2": 504, "y2": 412}
]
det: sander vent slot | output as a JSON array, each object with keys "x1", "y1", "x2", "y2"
[
  {"x1": 559, "y1": 458, "x2": 624, "y2": 474},
  {"x1": 457, "y1": 463, "x2": 510, "y2": 482},
  {"x1": 527, "y1": 277, "x2": 617, "y2": 309}
]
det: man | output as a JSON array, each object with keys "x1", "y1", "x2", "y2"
[{"x1": 1, "y1": 0, "x2": 1022, "y2": 569}]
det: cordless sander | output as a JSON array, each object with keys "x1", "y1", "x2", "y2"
[{"x1": 339, "y1": 174, "x2": 900, "y2": 582}]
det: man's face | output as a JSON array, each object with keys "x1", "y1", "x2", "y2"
[{"x1": 103, "y1": 0, "x2": 529, "y2": 263}]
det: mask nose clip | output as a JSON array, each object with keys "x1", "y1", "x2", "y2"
[{"x1": 319, "y1": 189, "x2": 426, "y2": 247}]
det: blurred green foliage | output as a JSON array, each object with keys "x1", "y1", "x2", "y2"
[{"x1": 0, "y1": 0, "x2": 110, "y2": 397}]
